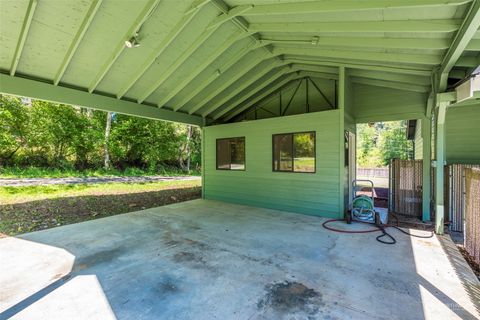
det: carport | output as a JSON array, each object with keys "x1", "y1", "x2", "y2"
[{"x1": 0, "y1": 0, "x2": 480, "y2": 319}]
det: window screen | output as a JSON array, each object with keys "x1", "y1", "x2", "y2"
[
  {"x1": 273, "y1": 132, "x2": 315, "y2": 173},
  {"x1": 216, "y1": 137, "x2": 245, "y2": 170}
]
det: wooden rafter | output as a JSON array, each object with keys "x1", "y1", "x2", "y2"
[
  {"x1": 54, "y1": 0, "x2": 103, "y2": 85},
  {"x1": 88, "y1": 0, "x2": 161, "y2": 93},
  {"x1": 10, "y1": 0, "x2": 37, "y2": 76}
]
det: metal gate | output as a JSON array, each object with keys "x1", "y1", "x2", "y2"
[{"x1": 389, "y1": 159, "x2": 423, "y2": 217}]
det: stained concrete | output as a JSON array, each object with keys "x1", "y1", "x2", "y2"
[{"x1": 1, "y1": 199, "x2": 479, "y2": 320}]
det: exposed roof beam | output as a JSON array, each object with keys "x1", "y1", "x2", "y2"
[
  {"x1": 262, "y1": 37, "x2": 451, "y2": 50},
  {"x1": 54, "y1": 0, "x2": 103, "y2": 85},
  {"x1": 201, "y1": 62, "x2": 288, "y2": 117},
  {"x1": 212, "y1": 67, "x2": 292, "y2": 120},
  {"x1": 0, "y1": 74, "x2": 202, "y2": 126},
  {"x1": 137, "y1": 22, "x2": 222, "y2": 103},
  {"x1": 276, "y1": 46, "x2": 442, "y2": 66},
  {"x1": 172, "y1": 39, "x2": 270, "y2": 111},
  {"x1": 207, "y1": 4, "x2": 253, "y2": 30},
  {"x1": 352, "y1": 77, "x2": 430, "y2": 93},
  {"x1": 285, "y1": 58, "x2": 433, "y2": 76},
  {"x1": 466, "y1": 39, "x2": 480, "y2": 50},
  {"x1": 250, "y1": 20, "x2": 462, "y2": 34},
  {"x1": 156, "y1": 32, "x2": 248, "y2": 108},
  {"x1": 223, "y1": 73, "x2": 300, "y2": 121},
  {"x1": 243, "y1": 0, "x2": 470, "y2": 15},
  {"x1": 88, "y1": 0, "x2": 160, "y2": 93},
  {"x1": 184, "y1": 0, "x2": 211, "y2": 15},
  {"x1": 439, "y1": 0, "x2": 480, "y2": 90},
  {"x1": 116, "y1": 5, "x2": 201, "y2": 99},
  {"x1": 348, "y1": 69, "x2": 431, "y2": 85},
  {"x1": 186, "y1": 50, "x2": 273, "y2": 114},
  {"x1": 290, "y1": 64, "x2": 338, "y2": 75},
  {"x1": 294, "y1": 70, "x2": 339, "y2": 81},
  {"x1": 10, "y1": 0, "x2": 37, "y2": 76},
  {"x1": 455, "y1": 55, "x2": 480, "y2": 66}
]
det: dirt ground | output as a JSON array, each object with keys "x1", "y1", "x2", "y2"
[{"x1": 0, "y1": 185, "x2": 201, "y2": 237}]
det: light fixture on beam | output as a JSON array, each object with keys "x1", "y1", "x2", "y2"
[
  {"x1": 311, "y1": 36, "x2": 319, "y2": 45},
  {"x1": 125, "y1": 33, "x2": 140, "y2": 48}
]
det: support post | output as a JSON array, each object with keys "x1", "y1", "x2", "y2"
[
  {"x1": 421, "y1": 116, "x2": 431, "y2": 222},
  {"x1": 338, "y1": 66, "x2": 346, "y2": 217},
  {"x1": 201, "y1": 118, "x2": 206, "y2": 199},
  {"x1": 435, "y1": 102, "x2": 448, "y2": 234}
]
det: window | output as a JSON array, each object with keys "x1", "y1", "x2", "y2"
[
  {"x1": 216, "y1": 137, "x2": 245, "y2": 170},
  {"x1": 273, "y1": 132, "x2": 315, "y2": 173}
]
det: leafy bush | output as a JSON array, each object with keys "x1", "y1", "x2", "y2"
[{"x1": 0, "y1": 95, "x2": 201, "y2": 175}]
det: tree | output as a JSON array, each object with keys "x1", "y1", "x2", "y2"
[{"x1": 0, "y1": 95, "x2": 29, "y2": 165}]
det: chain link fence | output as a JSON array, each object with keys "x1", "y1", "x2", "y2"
[{"x1": 464, "y1": 168, "x2": 480, "y2": 265}]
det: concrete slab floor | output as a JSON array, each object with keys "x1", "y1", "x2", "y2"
[{"x1": 1, "y1": 199, "x2": 479, "y2": 320}]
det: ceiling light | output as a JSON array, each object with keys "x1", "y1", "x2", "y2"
[
  {"x1": 125, "y1": 33, "x2": 140, "y2": 48},
  {"x1": 311, "y1": 36, "x2": 319, "y2": 45}
]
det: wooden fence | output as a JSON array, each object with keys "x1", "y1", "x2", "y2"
[
  {"x1": 389, "y1": 159, "x2": 423, "y2": 217},
  {"x1": 464, "y1": 168, "x2": 480, "y2": 264}
]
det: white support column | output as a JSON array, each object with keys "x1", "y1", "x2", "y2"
[
  {"x1": 435, "y1": 102, "x2": 448, "y2": 234},
  {"x1": 422, "y1": 116, "x2": 432, "y2": 222}
]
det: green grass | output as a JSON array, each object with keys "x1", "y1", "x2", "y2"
[
  {"x1": 0, "y1": 179, "x2": 201, "y2": 205},
  {"x1": 0, "y1": 166, "x2": 201, "y2": 179},
  {"x1": 0, "y1": 179, "x2": 202, "y2": 235}
]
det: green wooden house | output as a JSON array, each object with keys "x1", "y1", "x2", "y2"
[{"x1": 1, "y1": 0, "x2": 479, "y2": 234}]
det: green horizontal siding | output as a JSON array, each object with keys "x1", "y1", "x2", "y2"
[
  {"x1": 204, "y1": 111, "x2": 342, "y2": 218},
  {"x1": 353, "y1": 84, "x2": 427, "y2": 123},
  {"x1": 446, "y1": 104, "x2": 480, "y2": 164}
]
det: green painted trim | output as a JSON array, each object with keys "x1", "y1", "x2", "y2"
[
  {"x1": 285, "y1": 58, "x2": 433, "y2": 76},
  {"x1": 10, "y1": 0, "x2": 38, "y2": 76},
  {"x1": 53, "y1": 0, "x2": 103, "y2": 85},
  {"x1": 276, "y1": 46, "x2": 442, "y2": 66},
  {"x1": 157, "y1": 31, "x2": 248, "y2": 108},
  {"x1": 291, "y1": 64, "x2": 338, "y2": 75},
  {"x1": 244, "y1": 0, "x2": 469, "y2": 15},
  {"x1": 201, "y1": 61, "x2": 287, "y2": 117},
  {"x1": 435, "y1": 102, "x2": 448, "y2": 234},
  {"x1": 184, "y1": 0, "x2": 211, "y2": 15},
  {"x1": 439, "y1": 0, "x2": 480, "y2": 90},
  {"x1": 250, "y1": 20, "x2": 462, "y2": 33},
  {"x1": 88, "y1": 0, "x2": 161, "y2": 93},
  {"x1": 349, "y1": 69, "x2": 431, "y2": 86},
  {"x1": 116, "y1": 6, "x2": 201, "y2": 99},
  {"x1": 223, "y1": 72, "x2": 300, "y2": 121},
  {"x1": 422, "y1": 116, "x2": 432, "y2": 222},
  {"x1": 0, "y1": 74, "x2": 203, "y2": 126},
  {"x1": 264, "y1": 37, "x2": 451, "y2": 50},
  {"x1": 355, "y1": 112, "x2": 427, "y2": 123},
  {"x1": 351, "y1": 77, "x2": 430, "y2": 93}
]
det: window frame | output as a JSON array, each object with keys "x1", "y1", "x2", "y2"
[
  {"x1": 216, "y1": 136, "x2": 246, "y2": 171},
  {"x1": 272, "y1": 131, "x2": 316, "y2": 174}
]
